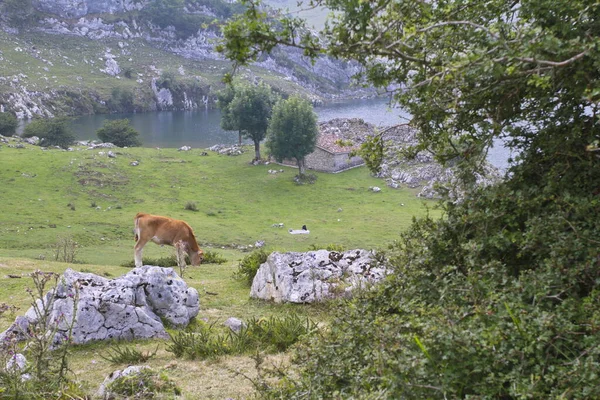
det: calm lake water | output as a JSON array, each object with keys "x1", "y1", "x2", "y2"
[
  {"x1": 22, "y1": 97, "x2": 510, "y2": 169},
  {"x1": 69, "y1": 97, "x2": 408, "y2": 148}
]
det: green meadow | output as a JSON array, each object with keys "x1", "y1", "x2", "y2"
[{"x1": 0, "y1": 140, "x2": 437, "y2": 398}]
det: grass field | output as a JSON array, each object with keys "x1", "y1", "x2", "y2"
[{"x1": 0, "y1": 138, "x2": 438, "y2": 398}]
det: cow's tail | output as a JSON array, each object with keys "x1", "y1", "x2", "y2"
[{"x1": 134, "y1": 214, "x2": 141, "y2": 241}]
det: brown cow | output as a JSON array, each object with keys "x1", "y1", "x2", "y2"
[{"x1": 134, "y1": 212, "x2": 204, "y2": 268}]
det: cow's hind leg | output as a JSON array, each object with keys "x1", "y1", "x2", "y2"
[{"x1": 134, "y1": 238, "x2": 148, "y2": 267}]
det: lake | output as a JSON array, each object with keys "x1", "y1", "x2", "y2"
[
  {"x1": 22, "y1": 97, "x2": 511, "y2": 169},
  {"x1": 68, "y1": 97, "x2": 409, "y2": 149}
]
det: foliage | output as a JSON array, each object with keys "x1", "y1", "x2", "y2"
[
  {"x1": 106, "y1": 367, "x2": 181, "y2": 398},
  {"x1": 166, "y1": 314, "x2": 318, "y2": 360},
  {"x1": 100, "y1": 345, "x2": 158, "y2": 365},
  {"x1": 96, "y1": 119, "x2": 142, "y2": 147},
  {"x1": 184, "y1": 201, "x2": 199, "y2": 211},
  {"x1": 22, "y1": 117, "x2": 75, "y2": 149},
  {"x1": 233, "y1": 248, "x2": 268, "y2": 286},
  {"x1": 220, "y1": 0, "x2": 600, "y2": 398},
  {"x1": 266, "y1": 96, "x2": 318, "y2": 175},
  {"x1": 219, "y1": 82, "x2": 279, "y2": 160},
  {"x1": 53, "y1": 235, "x2": 78, "y2": 263},
  {"x1": 0, "y1": 113, "x2": 18, "y2": 137},
  {"x1": 0, "y1": 271, "x2": 82, "y2": 399},
  {"x1": 140, "y1": 0, "x2": 215, "y2": 39},
  {"x1": 120, "y1": 250, "x2": 226, "y2": 268},
  {"x1": 292, "y1": 172, "x2": 317, "y2": 185},
  {"x1": 107, "y1": 87, "x2": 135, "y2": 112},
  {"x1": 308, "y1": 243, "x2": 345, "y2": 252},
  {"x1": 0, "y1": 0, "x2": 35, "y2": 27},
  {"x1": 355, "y1": 133, "x2": 384, "y2": 175}
]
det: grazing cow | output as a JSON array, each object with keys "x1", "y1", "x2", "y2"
[{"x1": 134, "y1": 213, "x2": 204, "y2": 268}]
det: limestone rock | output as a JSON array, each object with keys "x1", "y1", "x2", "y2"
[
  {"x1": 0, "y1": 267, "x2": 199, "y2": 344},
  {"x1": 250, "y1": 249, "x2": 387, "y2": 303},
  {"x1": 224, "y1": 317, "x2": 246, "y2": 333}
]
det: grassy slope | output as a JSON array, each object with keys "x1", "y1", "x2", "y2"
[
  {"x1": 0, "y1": 141, "x2": 438, "y2": 398},
  {"x1": 0, "y1": 143, "x2": 434, "y2": 265}
]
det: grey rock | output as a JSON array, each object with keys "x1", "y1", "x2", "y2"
[
  {"x1": 97, "y1": 365, "x2": 150, "y2": 400},
  {"x1": 0, "y1": 267, "x2": 199, "y2": 344},
  {"x1": 107, "y1": 150, "x2": 116, "y2": 158},
  {"x1": 250, "y1": 249, "x2": 388, "y2": 303},
  {"x1": 224, "y1": 317, "x2": 246, "y2": 333}
]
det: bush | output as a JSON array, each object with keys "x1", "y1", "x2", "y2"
[
  {"x1": 233, "y1": 249, "x2": 268, "y2": 286},
  {"x1": 259, "y1": 152, "x2": 600, "y2": 398},
  {"x1": 0, "y1": 112, "x2": 18, "y2": 136},
  {"x1": 120, "y1": 250, "x2": 226, "y2": 268},
  {"x1": 106, "y1": 367, "x2": 181, "y2": 398},
  {"x1": 184, "y1": 201, "x2": 198, "y2": 211},
  {"x1": 96, "y1": 119, "x2": 141, "y2": 147},
  {"x1": 100, "y1": 345, "x2": 158, "y2": 365},
  {"x1": 23, "y1": 117, "x2": 75, "y2": 149},
  {"x1": 166, "y1": 314, "x2": 317, "y2": 360}
]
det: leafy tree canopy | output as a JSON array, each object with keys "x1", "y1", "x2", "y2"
[
  {"x1": 0, "y1": 113, "x2": 18, "y2": 137},
  {"x1": 96, "y1": 119, "x2": 142, "y2": 147},
  {"x1": 219, "y1": 0, "x2": 600, "y2": 172},
  {"x1": 23, "y1": 117, "x2": 75, "y2": 149},
  {"x1": 221, "y1": 81, "x2": 279, "y2": 160},
  {"x1": 266, "y1": 96, "x2": 318, "y2": 175},
  {"x1": 219, "y1": 1, "x2": 600, "y2": 398}
]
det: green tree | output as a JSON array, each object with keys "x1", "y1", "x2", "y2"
[
  {"x1": 0, "y1": 112, "x2": 18, "y2": 137},
  {"x1": 223, "y1": 82, "x2": 278, "y2": 161},
  {"x1": 219, "y1": 0, "x2": 600, "y2": 398},
  {"x1": 267, "y1": 96, "x2": 317, "y2": 175},
  {"x1": 96, "y1": 119, "x2": 142, "y2": 147},
  {"x1": 216, "y1": 84, "x2": 243, "y2": 145},
  {"x1": 23, "y1": 118, "x2": 75, "y2": 149}
]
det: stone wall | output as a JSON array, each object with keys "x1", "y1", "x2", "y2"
[{"x1": 304, "y1": 147, "x2": 364, "y2": 173}]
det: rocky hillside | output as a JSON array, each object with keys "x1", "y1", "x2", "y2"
[
  {"x1": 0, "y1": 0, "x2": 371, "y2": 119},
  {"x1": 319, "y1": 118, "x2": 502, "y2": 200}
]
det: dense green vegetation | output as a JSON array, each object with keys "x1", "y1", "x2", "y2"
[
  {"x1": 22, "y1": 117, "x2": 75, "y2": 149},
  {"x1": 267, "y1": 96, "x2": 318, "y2": 175},
  {"x1": 96, "y1": 119, "x2": 142, "y2": 147},
  {"x1": 218, "y1": 82, "x2": 279, "y2": 160},
  {"x1": 221, "y1": 0, "x2": 600, "y2": 397}
]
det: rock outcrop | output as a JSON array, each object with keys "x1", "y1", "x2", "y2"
[
  {"x1": 318, "y1": 118, "x2": 503, "y2": 200},
  {"x1": 250, "y1": 249, "x2": 387, "y2": 303},
  {"x1": 0, "y1": 266, "x2": 199, "y2": 344}
]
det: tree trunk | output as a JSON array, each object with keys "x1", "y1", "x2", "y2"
[
  {"x1": 298, "y1": 158, "x2": 305, "y2": 175},
  {"x1": 254, "y1": 140, "x2": 261, "y2": 161},
  {"x1": 238, "y1": 130, "x2": 242, "y2": 146}
]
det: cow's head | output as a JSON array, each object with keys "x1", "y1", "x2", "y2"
[{"x1": 191, "y1": 249, "x2": 204, "y2": 266}]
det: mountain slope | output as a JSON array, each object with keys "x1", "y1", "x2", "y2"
[{"x1": 0, "y1": 0, "x2": 370, "y2": 118}]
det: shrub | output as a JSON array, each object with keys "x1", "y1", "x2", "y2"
[
  {"x1": 166, "y1": 314, "x2": 317, "y2": 360},
  {"x1": 0, "y1": 271, "x2": 83, "y2": 399},
  {"x1": 0, "y1": 112, "x2": 18, "y2": 136},
  {"x1": 308, "y1": 243, "x2": 346, "y2": 252},
  {"x1": 96, "y1": 119, "x2": 141, "y2": 147},
  {"x1": 53, "y1": 235, "x2": 78, "y2": 263},
  {"x1": 184, "y1": 201, "x2": 198, "y2": 211},
  {"x1": 100, "y1": 345, "x2": 158, "y2": 365},
  {"x1": 23, "y1": 117, "x2": 75, "y2": 149},
  {"x1": 120, "y1": 251, "x2": 226, "y2": 268},
  {"x1": 106, "y1": 367, "x2": 181, "y2": 398},
  {"x1": 233, "y1": 249, "x2": 268, "y2": 286}
]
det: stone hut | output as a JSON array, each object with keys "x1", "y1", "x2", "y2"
[{"x1": 279, "y1": 133, "x2": 364, "y2": 173}]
